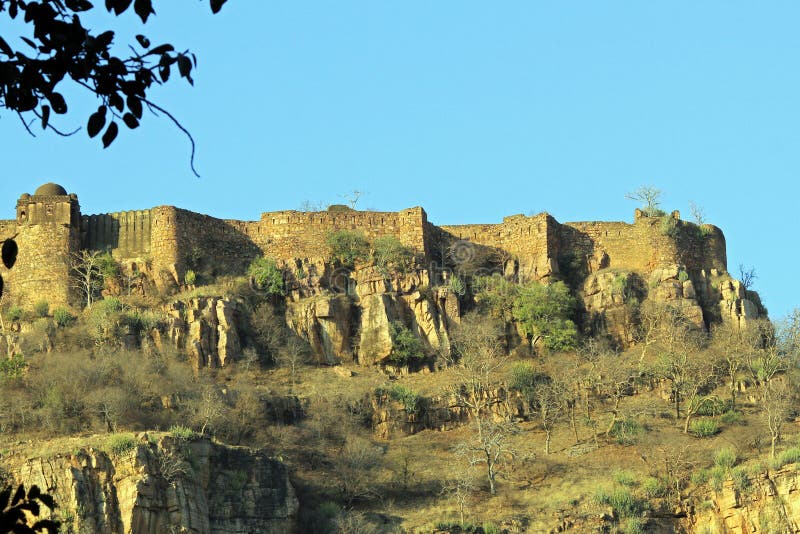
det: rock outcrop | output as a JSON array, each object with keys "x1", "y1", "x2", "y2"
[
  {"x1": 685, "y1": 466, "x2": 800, "y2": 533},
  {"x1": 164, "y1": 298, "x2": 242, "y2": 370},
  {"x1": 2, "y1": 434, "x2": 298, "y2": 534},
  {"x1": 285, "y1": 294, "x2": 352, "y2": 364}
]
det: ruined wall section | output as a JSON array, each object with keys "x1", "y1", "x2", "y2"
[
  {"x1": 243, "y1": 207, "x2": 429, "y2": 262},
  {"x1": 81, "y1": 210, "x2": 152, "y2": 258},
  {"x1": 438, "y1": 213, "x2": 559, "y2": 280},
  {"x1": 559, "y1": 217, "x2": 728, "y2": 275}
]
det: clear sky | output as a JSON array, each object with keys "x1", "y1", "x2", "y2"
[{"x1": 1, "y1": 2, "x2": 797, "y2": 318}]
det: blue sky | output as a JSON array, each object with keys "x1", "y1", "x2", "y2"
[{"x1": 1, "y1": 2, "x2": 797, "y2": 317}]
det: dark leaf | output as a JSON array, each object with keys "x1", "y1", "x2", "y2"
[
  {"x1": 37, "y1": 493, "x2": 56, "y2": 510},
  {"x1": 65, "y1": 0, "x2": 94, "y2": 11},
  {"x1": 27, "y1": 486, "x2": 40, "y2": 500},
  {"x1": 41, "y1": 105, "x2": 50, "y2": 130},
  {"x1": 0, "y1": 36, "x2": 13, "y2": 56},
  {"x1": 210, "y1": 0, "x2": 227, "y2": 14},
  {"x1": 19, "y1": 499, "x2": 40, "y2": 516},
  {"x1": 133, "y1": 0, "x2": 154, "y2": 23},
  {"x1": 32, "y1": 520, "x2": 62, "y2": 530},
  {"x1": 109, "y1": 92, "x2": 124, "y2": 112},
  {"x1": 48, "y1": 93, "x2": 67, "y2": 114},
  {"x1": 87, "y1": 106, "x2": 106, "y2": 138},
  {"x1": 102, "y1": 121, "x2": 118, "y2": 148},
  {"x1": 122, "y1": 113, "x2": 139, "y2": 129},
  {"x1": 9, "y1": 0, "x2": 18, "y2": 18},
  {"x1": 20, "y1": 36, "x2": 37, "y2": 49},
  {"x1": 0, "y1": 274, "x2": 4, "y2": 299},
  {"x1": 11, "y1": 485, "x2": 25, "y2": 507},
  {"x1": 1, "y1": 239, "x2": 18, "y2": 269},
  {"x1": 0, "y1": 485, "x2": 10, "y2": 510},
  {"x1": 95, "y1": 30, "x2": 115, "y2": 48},
  {"x1": 146, "y1": 44, "x2": 174, "y2": 56},
  {"x1": 127, "y1": 95, "x2": 142, "y2": 119},
  {"x1": 135, "y1": 34, "x2": 150, "y2": 48},
  {"x1": 110, "y1": 0, "x2": 133, "y2": 15},
  {"x1": 159, "y1": 63, "x2": 170, "y2": 82},
  {"x1": 177, "y1": 55, "x2": 191, "y2": 79}
]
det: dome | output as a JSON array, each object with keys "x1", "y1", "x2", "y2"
[{"x1": 34, "y1": 182, "x2": 68, "y2": 196}]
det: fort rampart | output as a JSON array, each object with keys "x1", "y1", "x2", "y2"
[{"x1": 0, "y1": 183, "x2": 729, "y2": 309}]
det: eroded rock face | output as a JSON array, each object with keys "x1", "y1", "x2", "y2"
[
  {"x1": 647, "y1": 266, "x2": 706, "y2": 329},
  {"x1": 285, "y1": 294, "x2": 352, "y2": 364},
  {"x1": 684, "y1": 466, "x2": 800, "y2": 533},
  {"x1": 2, "y1": 434, "x2": 298, "y2": 534},
  {"x1": 581, "y1": 269, "x2": 642, "y2": 346},
  {"x1": 164, "y1": 298, "x2": 242, "y2": 370}
]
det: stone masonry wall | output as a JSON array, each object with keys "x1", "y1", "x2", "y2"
[
  {"x1": 10, "y1": 223, "x2": 78, "y2": 308},
  {"x1": 560, "y1": 217, "x2": 727, "y2": 275},
  {"x1": 81, "y1": 210, "x2": 153, "y2": 258},
  {"x1": 240, "y1": 207, "x2": 429, "y2": 261}
]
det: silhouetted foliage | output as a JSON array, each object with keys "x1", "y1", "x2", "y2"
[
  {"x1": 0, "y1": 0, "x2": 228, "y2": 174},
  {"x1": 0, "y1": 484, "x2": 60, "y2": 533}
]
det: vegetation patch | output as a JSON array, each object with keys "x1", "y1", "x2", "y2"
[{"x1": 106, "y1": 433, "x2": 137, "y2": 456}]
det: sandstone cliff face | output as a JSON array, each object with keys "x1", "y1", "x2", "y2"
[
  {"x1": 283, "y1": 265, "x2": 457, "y2": 366},
  {"x1": 685, "y1": 466, "x2": 800, "y2": 533},
  {"x1": 2, "y1": 434, "x2": 298, "y2": 534},
  {"x1": 164, "y1": 298, "x2": 242, "y2": 370},
  {"x1": 285, "y1": 294, "x2": 352, "y2": 365}
]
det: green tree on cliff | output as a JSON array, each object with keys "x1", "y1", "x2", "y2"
[
  {"x1": 512, "y1": 281, "x2": 578, "y2": 351},
  {"x1": 0, "y1": 0, "x2": 228, "y2": 175}
]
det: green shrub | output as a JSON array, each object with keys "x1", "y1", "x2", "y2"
[
  {"x1": 388, "y1": 321, "x2": 425, "y2": 366},
  {"x1": 641, "y1": 477, "x2": 666, "y2": 498},
  {"x1": 609, "y1": 418, "x2": 645, "y2": 445},
  {"x1": 691, "y1": 469, "x2": 709, "y2": 486},
  {"x1": 326, "y1": 230, "x2": 369, "y2": 267},
  {"x1": 53, "y1": 307, "x2": 74, "y2": 327},
  {"x1": 512, "y1": 280, "x2": 578, "y2": 351},
  {"x1": 732, "y1": 467, "x2": 750, "y2": 492},
  {"x1": 620, "y1": 517, "x2": 647, "y2": 534},
  {"x1": 714, "y1": 447, "x2": 737, "y2": 470},
  {"x1": 169, "y1": 425, "x2": 197, "y2": 441},
  {"x1": 6, "y1": 305, "x2": 23, "y2": 322},
  {"x1": 660, "y1": 215, "x2": 679, "y2": 237},
  {"x1": 382, "y1": 384, "x2": 422, "y2": 415},
  {"x1": 709, "y1": 466, "x2": 727, "y2": 491},
  {"x1": 720, "y1": 410, "x2": 743, "y2": 425},
  {"x1": 33, "y1": 300, "x2": 49, "y2": 318},
  {"x1": 482, "y1": 523, "x2": 499, "y2": 534},
  {"x1": 508, "y1": 362, "x2": 547, "y2": 394},
  {"x1": 689, "y1": 418, "x2": 720, "y2": 438},
  {"x1": 448, "y1": 276, "x2": 466, "y2": 296},
  {"x1": 106, "y1": 433, "x2": 137, "y2": 456},
  {"x1": 776, "y1": 447, "x2": 800, "y2": 468},
  {"x1": 595, "y1": 487, "x2": 649, "y2": 519},
  {"x1": 695, "y1": 397, "x2": 729, "y2": 417},
  {"x1": 97, "y1": 252, "x2": 120, "y2": 280},
  {"x1": 373, "y1": 236, "x2": 414, "y2": 275},
  {"x1": 247, "y1": 257, "x2": 285, "y2": 296},
  {"x1": 677, "y1": 270, "x2": 689, "y2": 282},
  {"x1": 613, "y1": 470, "x2": 638, "y2": 487},
  {"x1": 0, "y1": 355, "x2": 27, "y2": 381},
  {"x1": 184, "y1": 269, "x2": 197, "y2": 286}
]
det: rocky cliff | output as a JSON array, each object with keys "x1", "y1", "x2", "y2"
[{"x1": 1, "y1": 434, "x2": 298, "y2": 534}]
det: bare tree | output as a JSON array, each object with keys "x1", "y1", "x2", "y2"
[
  {"x1": 738, "y1": 264, "x2": 757, "y2": 291},
  {"x1": 190, "y1": 385, "x2": 228, "y2": 436},
  {"x1": 625, "y1": 186, "x2": 662, "y2": 216},
  {"x1": 763, "y1": 381, "x2": 793, "y2": 459},
  {"x1": 441, "y1": 465, "x2": 477, "y2": 525},
  {"x1": 454, "y1": 418, "x2": 518, "y2": 495},
  {"x1": 688, "y1": 200, "x2": 706, "y2": 226},
  {"x1": 335, "y1": 435, "x2": 384, "y2": 505},
  {"x1": 277, "y1": 338, "x2": 310, "y2": 392},
  {"x1": 448, "y1": 314, "x2": 517, "y2": 494},
  {"x1": 70, "y1": 250, "x2": 105, "y2": 308}
]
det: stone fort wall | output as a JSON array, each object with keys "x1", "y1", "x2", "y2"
[{"x1": 2, "y1": 183, "x2": 729, "y2": 310}]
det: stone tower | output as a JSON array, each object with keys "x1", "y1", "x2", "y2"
[{"x1": 11, "y1": 182, "x2": 81, "y2": 308}]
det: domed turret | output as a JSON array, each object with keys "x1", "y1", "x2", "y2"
[{"x1": 33, "y1": 182, "x2": 68, "y2": 196}]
